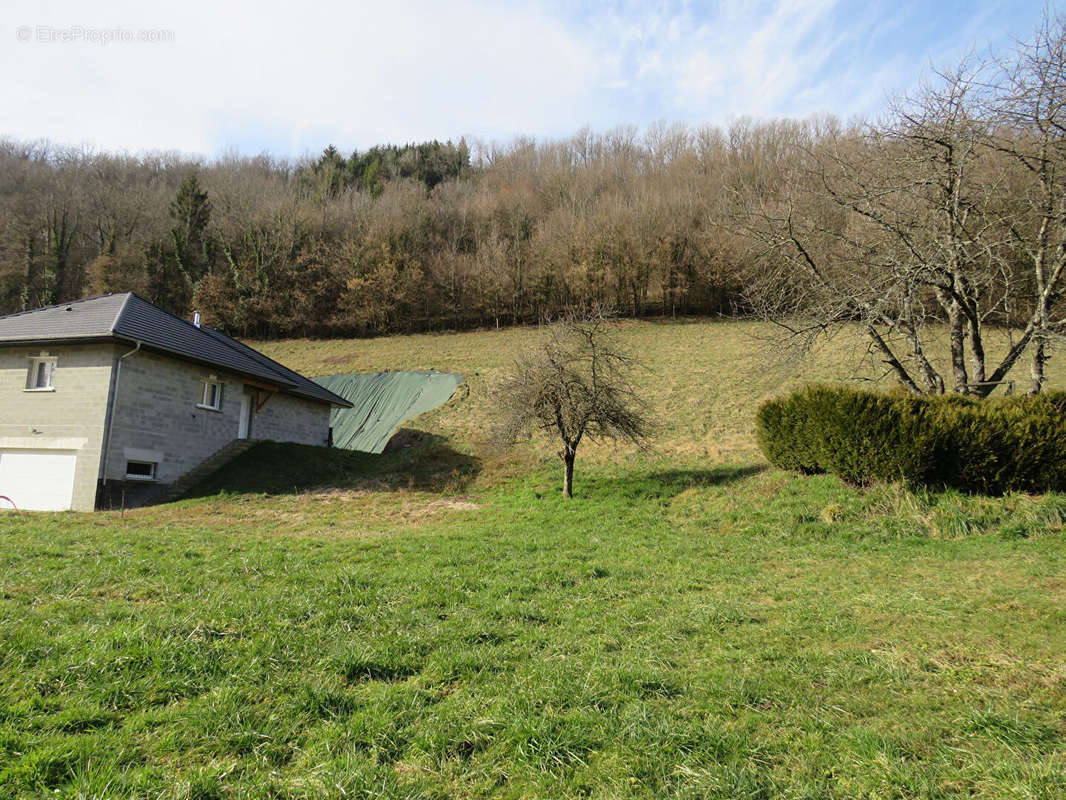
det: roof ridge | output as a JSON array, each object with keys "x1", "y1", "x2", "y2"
[
  {"x1": 120, "y1": 294, "x2": 295, "y2": 386},
  {"x1": 206, "y1": 328, "x2": 312, "y2": 380},
  {"x1": 108, "y1": 292, "x2": 133, "y2": 333},
  {"x1": 113, "y1": 298, "x2": 300, "y2": 390},
  {"x1": 0, "y1": 292, "x2": 350, "y2": 406},
  {"x1": 123, "y1": 292, "x2": 229, "y2": 342}
]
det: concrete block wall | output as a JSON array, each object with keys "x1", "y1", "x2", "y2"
[
  {"x1": 251, "y1": 391, "x2": 331, "y2": 446},
  {"x1": 1, "y1": 341, "x2": 335, "y2": 509},
  {"x1": 103, "y1": 350, "x2": 248, "y2": 484},
  {"x1": 104, "y1": 349, "x2": 334, "y2": 486},
  {"x1": 0, "y1": 344, "x2": 117, "y2": 511}
]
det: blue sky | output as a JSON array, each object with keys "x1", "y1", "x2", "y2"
[{"x1": 0, "y1": 0, "x2": 1052, "y2": 159}]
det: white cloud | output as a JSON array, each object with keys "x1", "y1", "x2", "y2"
[
  {"x1": 0, "y1": 0, "x2": 1048, "y2": 156},
  {"x1": 1, "y1": 0, "x2": 602, "y2": 155},
  {"x1": 572, "y1": 0, "x2": 863, "y2": 120}
]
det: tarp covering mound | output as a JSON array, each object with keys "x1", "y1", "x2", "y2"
[{"x1": 313, "y1": 371, "x2": 464, "y2": 453}]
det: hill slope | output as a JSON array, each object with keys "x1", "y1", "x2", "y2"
[{"x1": 253, "y1": 318, "x2": 1066, "y2": 463}]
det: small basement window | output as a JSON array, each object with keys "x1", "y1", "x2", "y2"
[
  {"x1": 26, "y1": 357, "x2": 56, "y2": 391},
  {"x1": 198, "y1": 377, "x2": 222, "y2": 410},
  {"x1": 125, "y1": 460, "x2": 157, "y2": 481}
]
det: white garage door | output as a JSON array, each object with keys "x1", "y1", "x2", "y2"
[{"x1": 0, "y1": 450, "x2": 77, "y2": 511}]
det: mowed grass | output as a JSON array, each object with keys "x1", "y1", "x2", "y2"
[{"x1": 2, "y1": 320, "x2": 1066, "y2": 798}]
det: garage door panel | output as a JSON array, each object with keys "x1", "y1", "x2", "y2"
[{"x1": 0, "y1": 450, "x2": 77, "y2": 511}]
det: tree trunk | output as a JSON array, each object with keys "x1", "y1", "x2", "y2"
[
  {"x1": 1030, "y1": 335, "x2": 1047, "y2": 394},
  {"x1": 562, "y1": 448, "x2": 575, "y2": 498},
  {"x1": 967, "y1": 310, "x2": 986, "y2": 386},
  {"x1": 865, "y1": 325, "x2": 923, "y2": 394},
  {"x1": 1030, "y1": 207, "x2": 1052, "y2": 395},
  {"x1": 940, "y1": 293, "x2": 969, "y2": 393}
]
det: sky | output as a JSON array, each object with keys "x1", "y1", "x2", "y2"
[{"x1": 0, "y1": 0, "x2": 1053, "y2": 160}]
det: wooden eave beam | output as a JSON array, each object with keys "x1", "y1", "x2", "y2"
[{"x1": 241, "y1": 378, "x2": 281, "y2": 411}]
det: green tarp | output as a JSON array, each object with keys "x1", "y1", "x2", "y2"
[{"x1": 313, "y1": 371, "x2": 464, "y2": 454}]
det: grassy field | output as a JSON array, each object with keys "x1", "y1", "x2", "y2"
[
  {"x1": 2, "y1": 320, "x2": 1065, "y2": 798},
  {"x1": 256, "y1": 318, "x2": 874, "y2": 464}
]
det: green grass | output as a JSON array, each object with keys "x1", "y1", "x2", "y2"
[{"x1": 2, "y1": 319, "x2": 1066, "y2": 798}]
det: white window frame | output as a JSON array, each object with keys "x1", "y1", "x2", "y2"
[
  {"x1": 197, "y1": 376, "x2": 223, "y2": 411},
  {"x1": 125, "y1": 460, "x2": 157, "y2": 481},
  {"x1": 25, "y1": 356, "x2": 57, "y2": 392}
]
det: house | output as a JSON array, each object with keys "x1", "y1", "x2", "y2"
[{"x1": 0, "y1": 293, "x2": 352, "y2": 511}]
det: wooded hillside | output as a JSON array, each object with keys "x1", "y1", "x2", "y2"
[
  {"x1": 0, "y1": 129, "x2": 748, "y2": 337},
  {"x1": 3, "y1": 15, "x2": 1066, "y2": 396}
]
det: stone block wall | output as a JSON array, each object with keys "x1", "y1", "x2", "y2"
[
  {"x1": 0, "y1": 343, "x2": 116, "y2": 511},
  {"x1": 105, "y1": 349, "x2": 334, "y2": 487},
  {"x1": 250, "y1": 390, "x2": 331, "y2": 446}
]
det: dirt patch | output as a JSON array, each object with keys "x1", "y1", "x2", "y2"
[{"x1": 421, "y1": 498, "x2": 480, "y2": 512}]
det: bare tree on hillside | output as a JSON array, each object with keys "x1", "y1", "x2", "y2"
[
  {"x1": 988, "y1": 11, "x2": 1066, "y2": 393},
  {"x1": 737, "y1": 35, "x2": 1066, "y2": 397},
  {"x1": 493, "y1": 308, "x2": 653, "y2": 498}
]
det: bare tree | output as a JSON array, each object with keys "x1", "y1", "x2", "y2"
[
  {"x1": 736, "y1": 61, "x2": 1047, "y2": 396},
  {"x1": 988, "y1": 10, "x2": 1066, "y2": 393},
  {"x1": 493, "y1": 309, "x2": 653, "y2": 498},
  {"x1": 735, "y1": 13, "x2": 1066, "y2": 397}
]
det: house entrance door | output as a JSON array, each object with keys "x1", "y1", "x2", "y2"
[{"x1": 238, "y1": 392, "x2": 252, "y2": 439}]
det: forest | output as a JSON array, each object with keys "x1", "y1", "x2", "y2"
[
  {"x1": 0, "y1": 129, "x2": 747, "y2": 337},
  {"x1": 3, "y1": 15, "x2": 1066, "y2": 395}
]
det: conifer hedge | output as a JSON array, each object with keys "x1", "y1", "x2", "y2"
[{"x1": 756, "y1": 386, "x2": 1066, "y2": 494}]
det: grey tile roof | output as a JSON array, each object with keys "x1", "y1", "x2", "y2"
[
  {"x1": 0, "y1": 293, "x2": 351, "y2": 407},
  {"x1": 0, "y1": 292, "x2": 128, "y2": 342}
]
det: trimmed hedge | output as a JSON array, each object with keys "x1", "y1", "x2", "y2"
[{"x1": 756, "y1": 386, "x2": 1066, "y2": 494}]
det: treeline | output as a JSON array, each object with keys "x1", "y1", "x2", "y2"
[
  {"x1": 0, "y1": 129, "x2": 748, "y2": 337},
  {"x1": 305, "y1": 141, "x2": 471, "y2": 196}
]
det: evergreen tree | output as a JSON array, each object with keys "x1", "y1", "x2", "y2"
[
  {"x1": 169, "y1": 173, "x2": 214, "y2": 283},
  {"x1": 146, "y1": 173, "x2": 214, "y2": 314}
]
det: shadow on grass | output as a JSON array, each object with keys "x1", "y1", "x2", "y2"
[
  {"x1": 184, "y1": 430, "x2": 480, "y2": 498},
  {"x1": 590, "y1": 464, "x2": 766, "y2": 501}
]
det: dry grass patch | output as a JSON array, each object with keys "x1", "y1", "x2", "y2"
[{"x1": 253, "y1": 319, "x2": 1066, "y2": 466}]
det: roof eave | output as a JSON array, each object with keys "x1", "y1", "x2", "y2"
[
  {"x1": 112, "y1": 335, "x2": 350, "y2": 406},
  {"x1": 110, "y1": 335, "x2": 295, "y2": 388},
  {"x1": 0, "y1": 330, "x2": 351, "y2": 407},
  {"x1": 0, "y1": 335, "x2": 118, "y2": 348}
]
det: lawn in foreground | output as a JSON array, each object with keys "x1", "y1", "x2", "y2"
[{"x1": 2, "y1": 455, "x2": 1065, "y2": 799}]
